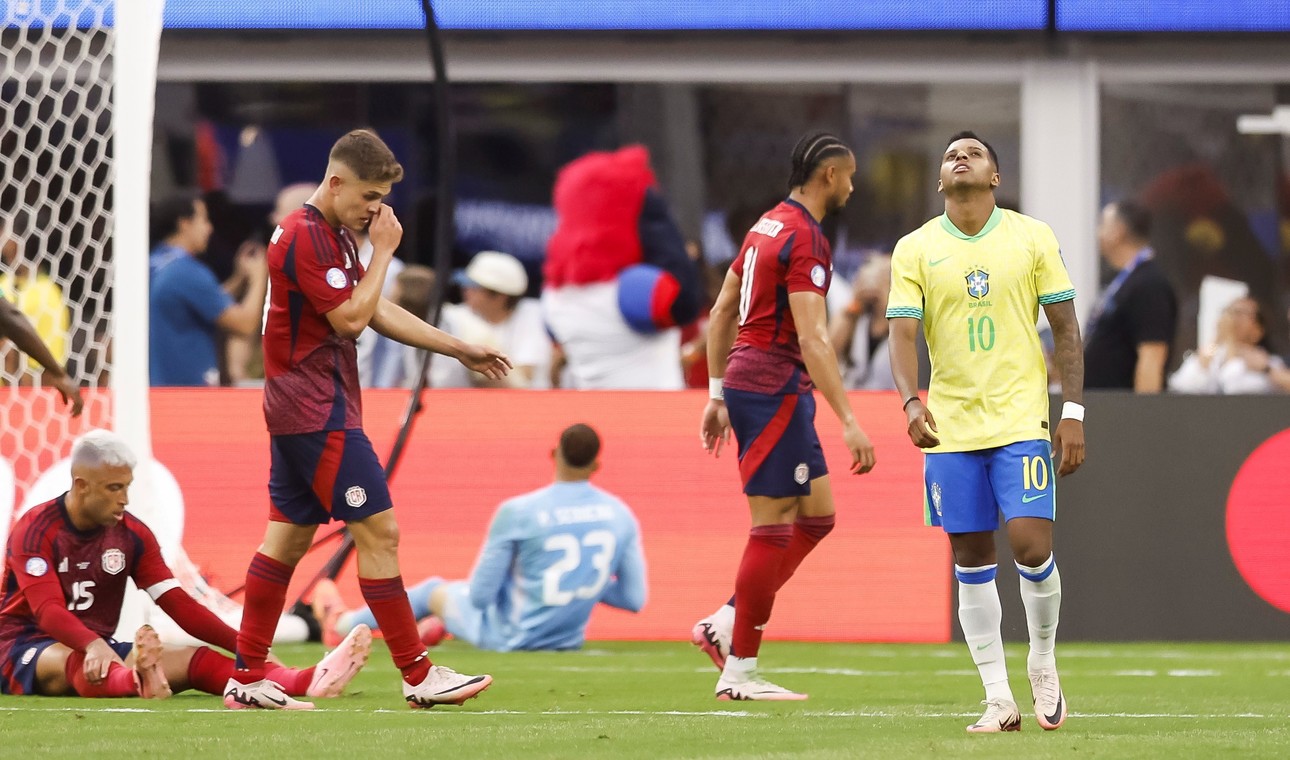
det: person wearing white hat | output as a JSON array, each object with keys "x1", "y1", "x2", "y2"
[{"x1": 432, "y1": 250, "x2": 552, "y2": 389}]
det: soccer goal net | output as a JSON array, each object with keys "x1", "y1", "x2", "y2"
[
  {"x1": 1, "y1": 1, "x2": 306, "y2": 645},
  {"x1": 1, "y1": 1, "x2": 115, "y2": 521}
]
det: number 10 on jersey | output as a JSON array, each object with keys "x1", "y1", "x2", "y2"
[{"x1": 968, "y1": 315, "x2": 995, "y2": 352}]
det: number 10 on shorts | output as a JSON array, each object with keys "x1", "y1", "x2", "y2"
[{"x1": 1021, "y1": 455, "x2": 1049, "y2": 491}]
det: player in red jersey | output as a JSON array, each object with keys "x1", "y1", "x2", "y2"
[
  {"x1": 694, "y1": 133, "x2": 877, "y2": 700},
  {"x1": 225, "y1": 129, "x2": 511, "y2": 710},
  {"x1": 0, "y1": 429, "x2": 368, "y2": 700}
]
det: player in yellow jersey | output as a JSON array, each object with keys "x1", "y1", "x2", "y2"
[{"x1": 887, "y1": 132, "x2": 1085, "y2": 734}]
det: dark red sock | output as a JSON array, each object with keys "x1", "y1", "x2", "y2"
[
  {"x1": 775, "y1": 514, "x2": 836, "y2": 591},
  {"x1": 234, "y1": 552, "x2": 294, "y2": 682},
  {"x1": 730, "y1": 524, "x2": 793, "y2": 659},
  {"x1": 65, "y1": 654, "x2": 137, "y2": 697},
  {"x1": 267, "y1": 664, "x2": 315, "y2": 696},
  {"x1": 359, "y1": 576, "x2": 430, "y2": 685},
  {"x1": 186, "y1": 645, "x2": 235, "y2": 695}
]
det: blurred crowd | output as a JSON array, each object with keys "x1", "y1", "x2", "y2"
[{"x1": 4, "y1": 145, "x2": 1290, "y2": 398}]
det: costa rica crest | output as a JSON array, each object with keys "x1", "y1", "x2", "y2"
[{"x1": 101, "y1": 548, "x2": 126, "y2": 575}]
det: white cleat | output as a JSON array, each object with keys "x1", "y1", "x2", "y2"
[
  {"x1": 690, "y1": 614, "x2": 732, "y2": 671},
  {"x1": 1029, "y1": 669, "x2": 1068, "y2": 730},
  {"x1": 715, "y1": 672, "x2": 807, "y2": 701},
  {"x1": 306, "y1": 623, "x2": 372, "y2": 698},
  {"x1": 966, "y1": 698, "x2": 1022, "y2": 733},
  {"x1": 132, "y1": 624, "x2": 172, "y2": 700},
  {"x1": 223, "y1": 678, "x2": 315, "y2": 710},
  {"x1": 403, "y1": 665, "x2": 493, "y2": 708}
]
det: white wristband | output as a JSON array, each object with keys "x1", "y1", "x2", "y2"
[
  {"x1": 1061, "y1": 402, "x2": 1085, "y2": 422},
  {"x1": 709, "y1": 377, "x2": 724, "y2": 401}
]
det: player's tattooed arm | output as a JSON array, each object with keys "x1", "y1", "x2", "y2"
[
  {"x1": 1043, "y1": 299, "x2": 1086, "y2": 476},
  {"x1": 1043, "y1": 300, "x2": 1084, "y2": 404}
]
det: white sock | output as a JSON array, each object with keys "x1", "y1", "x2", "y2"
[
  {"x1": 956, "y1": 565, "x2": 1012, "y2": 703},
  {"x1": 1016, "y1": 554, "x2": 1061, "y2": 673},
  {"x1": 722, "y1": 655, "x2": 757, "y2": 681}
]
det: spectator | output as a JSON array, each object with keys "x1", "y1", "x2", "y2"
[
  {"x1": 433, "y1": 250, "x2": 551, "y2": 389},
  {"x1": 366, "y1": 264, "x2": 436, "y2": 388},
  {"x1": 542, "y1": 145, "x2": 701, "y2": 389},
  {"x1": 148, "y1": 191, "x2": 267, "y2": 386},
  {"x1": 1168, "y1": 296, "x2": 1283, "y2": 394},
  {"x1": 830, "y1": 252, "x2": 896, "y2": 390},
  {"x1": 225, "y1": 183, "x2": 316, "y2": 385},
  {"x1": 313, "y1": 423, "x2": 646, "y2": 652},
  {"x1": 0, "y1": 214, "x2": 69, "y2": 386},
  {"x1": 1085, "y1": 200, "x2": 1178, "y2": 392}
]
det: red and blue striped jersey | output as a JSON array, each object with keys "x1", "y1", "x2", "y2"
[
  {"x1": 0, "y1": 496, "x2": 173, "y2": 643},
  {"x1": 263, "y1": 204, "x2": 365, "y2": 435},
  {"x1": 725, "y1": 199, "x2": 832, "y2": 395}
]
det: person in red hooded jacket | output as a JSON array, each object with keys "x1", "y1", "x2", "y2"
[{"x1": 542, "y1": 145, "x2": 701, "y2": 389}]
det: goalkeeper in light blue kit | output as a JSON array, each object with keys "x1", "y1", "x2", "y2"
[{"x1": 316, "y1": 424, "x2": 648, "y2": 651}]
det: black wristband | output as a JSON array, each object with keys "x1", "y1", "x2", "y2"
[{"x1": 902, "y1": 395, "x2": 920, "y2": 410}]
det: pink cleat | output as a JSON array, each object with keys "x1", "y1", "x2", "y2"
[
  {"x1": 404, "y1": 664, "x2": 493, "y2": 708},
  {"x1": 132, "y1": 625, "x2": 172, "y2": 700},
  {"x1": 966, "y1": 699, "x2": 1022, "y2": 733},
  {"x1": 224, "y1": 678, "x2": 315, "y2": 710},
  {"x1": 306, "y1": 623, "x2": 372, "y2": 698},
  {"x1": 1029, "y1": 670, "x2": 1068, "y2": 730},
  {"x1": 714, "y1": 672, "x2": 807, "y2": 701},
  {"x1": 690, "y1": 615, "x2": 731, "y2": 672}
]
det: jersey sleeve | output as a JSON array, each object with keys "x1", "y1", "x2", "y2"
[
  {"x1": 126, "y1": 517, "x2": 178, "y2": 598},
  {"x1": 288, "y1": 222, "x2": 354, "y2": 315},
  {"x1": 182, "y1": 260, "x2": 236, "y2": 325},
  {"x1": 467, "y1": 501, "x2": 523, "y2": 611},
  {"x1": 783, "y1": 228, "x2": 830, "y2": 296},
  {"x1": 886, "y1": 234, "x2": 925, "y2": 320},
  {"x1": 599, "y1": 507, "x2": 647, "y2": 613},
  {"x1": 1033, "y1": 222, "x2": 1076, "y2": 305}
]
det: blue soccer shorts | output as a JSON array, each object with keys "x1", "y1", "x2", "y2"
[
  {"x1": 923, "y1": 439, "x2": 1056, "y2": 533},
  {"x1": 725, "y1": 386, "x2": 828, "y2": 498},
  {"x1": 0, "y1": 632, "x2": 131, "y2": 695},
  {"x1": 268, "y1": 429, "x2": 394, "y2": 525}
]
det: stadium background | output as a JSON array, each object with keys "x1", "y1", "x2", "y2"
[{"x1": 2, "y1": 0, "x2": 1290, "y2": 644}]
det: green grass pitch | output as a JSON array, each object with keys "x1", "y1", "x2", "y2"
[{"x1": 3, "y1": 641, "x2": 1290, "y2": 759}]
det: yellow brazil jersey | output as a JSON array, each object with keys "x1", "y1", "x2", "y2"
[
  {"x1": 0, "y1": 271, "x2": 69, "y2": 370},
  {"x1": 886, "y1": 207, "x2": 1075, "y2": 453}
]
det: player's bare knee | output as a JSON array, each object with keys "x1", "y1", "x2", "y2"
[{"x1": 1013, "y1": 546, "x2": 1053, "y2": 569}]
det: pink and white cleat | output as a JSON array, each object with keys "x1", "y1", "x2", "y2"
[
  {"x1": 132, "y1": 624, "x2": 172, "y2": 700},
  {"x1": 403, "y1": 664, "x2": 493, "y2": 708},
  {"x1": 306, "y1": 623, "x2": 372, "y2": 698},
  {"x1": 224, "y1": 678, "x2": 315, "y2": 710},
  {"x1": 690, "y1": 614, "x2": 732, "y2": 672},
  {"x1": 714, "y1": 672, "x2": 808, "y2": 701},
  {"x1": 965, "y1": 699, "x2": 1022, "y2": 733},
  {"x1": 1029, "y1": 669, "x2": 1068, "y2": 730}
]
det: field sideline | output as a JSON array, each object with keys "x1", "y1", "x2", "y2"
[{"x1": 3, "y1": 641, "x2": 1289, "y2": 759}]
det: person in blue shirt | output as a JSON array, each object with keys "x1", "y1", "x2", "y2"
[
  {"x1": 148, "y1": 191, "x2": 268, "y2": 386},
  {"x1": 314, "y1": 423, "x2": 648, "y2": 651}
]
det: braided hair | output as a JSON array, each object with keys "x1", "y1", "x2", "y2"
[{"x1": 787, "y1": 132, "x2": 851, "y2": 192}]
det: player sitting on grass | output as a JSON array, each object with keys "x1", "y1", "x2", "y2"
[
  {"x1": 0, "y1": 429, "x2": 370, "y2": 701},
  {"x1": 313, "y1": 424, "x2": 647, "y2": 653}
]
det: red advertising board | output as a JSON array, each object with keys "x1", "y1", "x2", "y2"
[{"x1": 7, "y1": 388, "x2": 950, "y2": 642}]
